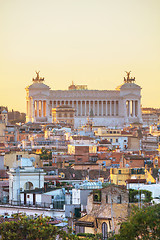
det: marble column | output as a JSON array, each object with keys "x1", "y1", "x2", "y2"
[
  {"x1": 128, "y1": 100, "x2": 130, "y2": 117},
  {"x1": 110, "y1": 101, "x2": 112, "y2": 116},
  {"x1": 132, "y1": 100, "x2": 135, "y2": 117},
  {"x1": 101, "y1": 101, "x2": 103, "y2": 116},
  {"x1": 93, "y1": 101, "x2": 95, "y2": 115},
  {"x1": 106, "y1": 101, "x2": 108, "y2": 116},
  {"x1": 116, "y1": 101, "x2": 119, "y2": 116},
  {"x1": 32, "y1": 99, "x2": 35, "y2": 119},
  {"x1": 89, "y1": 100, "x2": 91, "y2": 116},
  {"x1": 80, "y1": 101, "x2": 82, "y2": 116},
  {"x1": 43, "y1": 101, "x2": 46, "y2": 117},
  {"x1": 29, "y1": 97, "x2": 32, "y2": 118},
  {"x1": 85, "y1": 101, "x2": 86, "y2": 116},
  {"x1": 41, "y1": 101, "x2": 43, "y2": 117},
  {"x1": 37, "y1": 101, "x2": 39, "y2": 117},
  {"x1": 34, "y1": 101, "x2": 36, "y2": 117},
  {"x1": 114, "y1": 101, "x2": 116, "y2": 116},
  {"x1": 76, "y1": 101, "x2": 78, "y2": 116},
  {"x1": 97, "y1": 101, "x2": 99, "y2": 116}
]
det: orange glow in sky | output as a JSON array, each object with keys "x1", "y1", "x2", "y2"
[{"x1": 0, "y1": 0, "x2": 160, "y2": 112}]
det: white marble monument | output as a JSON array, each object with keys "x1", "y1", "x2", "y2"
[{"x1": 26, "y1": 71, "x2": 143, "y2": 128}]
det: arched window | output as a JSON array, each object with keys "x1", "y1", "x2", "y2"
[
  {"x1": 24, "y1": 182, "x2": 33, "y2": 190},
  {"x1": 102, "y1": 222, "x2": 108, "y2": 240}
]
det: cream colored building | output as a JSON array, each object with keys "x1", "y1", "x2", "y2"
[
  {"x1": 26, "y1": 72, "x2": 143, "y2": 128},
  {"x1": 110, "y1": 167, "x2": 156, "y2": 186},
  {"x1": 4, "y1": 151, "x2": 42, "y2": 170}
]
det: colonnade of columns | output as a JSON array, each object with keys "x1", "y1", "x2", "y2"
[
  {"x1": 50, "y1": 100, "x2": 119, "y2": 117},
  {"x1": 126, "y1": 100, "x2": 138, "y2": 117},
  {"x1": 27, "y1": 99, "x2": 47, "y2": 118},
  {"x1": 27, "y1": 98, "x2": 141, "y2": 120}
]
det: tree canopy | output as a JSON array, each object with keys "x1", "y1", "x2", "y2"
[
  {"x1": 0, "y1": 214, "x2": 102, "y2": 240},
  {"x1": 109, "y1": 204, "x2": 160, "y2": 240}
]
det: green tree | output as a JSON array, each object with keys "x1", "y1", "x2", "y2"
[
  {"x1": 129, "y1": 189, "x2": 152, "y2": 203},
  {"x1": 0, "y1": 215, "x2": 93, "y2": 240},
  {"x1": 109, "y1": 204, "x2": 160, "y2": 240},
  {"x1": 0, "y1": 215, "x2": 59, "y2": 240}
]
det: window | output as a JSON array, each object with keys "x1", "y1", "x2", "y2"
[
  {"x1": 118, "y1": 170, "x2": 121, "y2": 174},
  {"x1": 116, "y1": 139, "x2": 118, "y2": 143},
  {"x1": 77, "y1": 158, "x2": 82, "y2": 161},
  {"x1": 106, "y1": 195, "x2": 108, "y2": 203},
  {"x1": 102, "y1": 222, "x2": 108, "y2": 240},
  {"x1": 117, "y1": 195, "x2": 122, "y2": 204},
  {"x1": 75, "y1": 225, "x2": 84, "y2": 234},
  {"x1": 16, "y1": 155, "x2": 22, "y2": 161},
  {"x1": 93, "y1": 190, "x2": 101, "y2": 203}
]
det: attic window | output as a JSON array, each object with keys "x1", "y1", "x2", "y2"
[{"x1": 93, "y1": 190, "x2": 101, "y2": 203}]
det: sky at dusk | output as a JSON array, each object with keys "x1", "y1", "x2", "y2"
[{"x1": 0, "y1": 0, "x2": 160, "y2": 113}]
